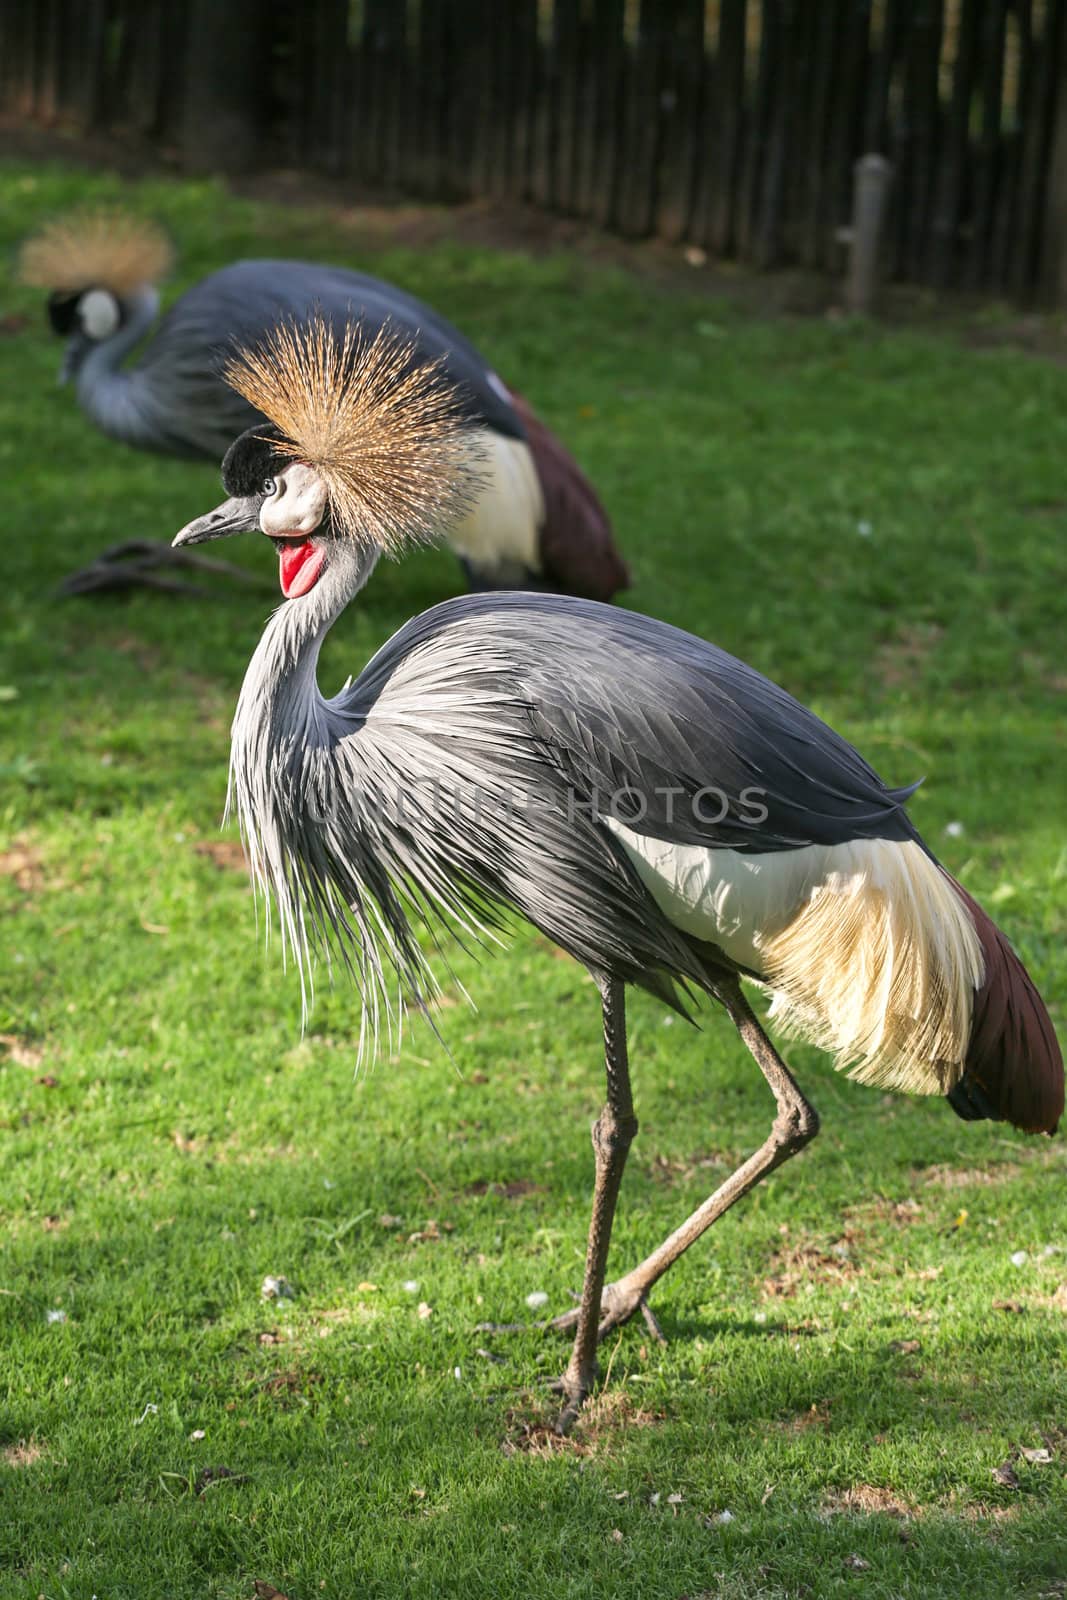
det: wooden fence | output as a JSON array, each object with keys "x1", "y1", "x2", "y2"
[{"x1": 3, "y1": 1, "x2": 1066, "y2": 303}]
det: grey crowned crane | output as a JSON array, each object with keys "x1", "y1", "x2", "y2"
[
  {"x1": 19, "y1": 210, "x2": 626, "y2": 599},
  {"x1": 173, "y1": 318, "x2": 1063, "y2": 1431}
]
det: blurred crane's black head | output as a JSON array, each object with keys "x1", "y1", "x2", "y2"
[{"x1": 48, "y1": 286, "x2": 126, "y2": 383}]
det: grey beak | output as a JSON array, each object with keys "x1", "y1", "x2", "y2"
[{"x1": 172, "y1": 495, "x2": 261, "y2": 549}]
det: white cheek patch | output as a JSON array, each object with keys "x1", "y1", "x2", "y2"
[
  {"x1": 259, "y1": 462, "x2": 328, "y2": 537},
  {"x1": 79, "y1": 288, "x2": 120, "y2": 340}
]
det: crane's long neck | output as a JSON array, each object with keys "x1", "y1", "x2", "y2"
[
  {"x1": 230, "y1": 541, "x2": 381, "y2": 789},
  {"x1": 226, "y1": 539, "x2": 382, "y2": 1015},
  {"x1": 72, "y1": 285, "x2": 161, "y2": 447}
]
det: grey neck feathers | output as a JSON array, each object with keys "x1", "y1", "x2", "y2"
[
  {"x1": 73, "y1": 285, "x2": 161, "y2": 446},
  {"x1": 233, "y1": 542, "x2": 380, "y2": 746},
  {"x1": 227, "y1": 541, "x2": 383, "y2": 1024}
]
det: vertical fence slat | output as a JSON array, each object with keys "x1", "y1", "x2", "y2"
[
  {"x1": 704, "y1": 0, "x2": 746, "y2": 255},
  {"x1": 588, "y1": 0, "x2": 625, "y2": 229},
  {"x1": 930, "y1": 0, "x2": 981, "y2": 288},
  {"x1": 989, "y1": 0, "x2": 1031, "y2": 293},
  {"x1": 571, "y1": 0, "x2": 598, "y2": 218},
  {"x1": 1040, "y1": 0, "x2": 1067, "y2": 301},
  {"x1": 738, "y1": 0, "x2": 776, "y2": 262},
  {"x1": 823, "y1": 0, "x2": 872, "y2": 273},
  {"x1": 510, "y1": 0, "x2": 539, "y2": 205},
  {"x1": 80, "y1": 0, "x2": 109, "y2": 129},
  {"x1": 528, "y1": 0, "x2": 553, "y2": 208},
  {"x1": 966, "y1": 0, "x2": 1008, "y2": 288},
  {"x1": 654, "y1": 0, "x2": 705, "y2": 242},
  {"x1": 904, "y1": 0, "x2": 945, "y2": 282},
  {"x1": 1012, "y1": 0, "x2": 1065, "y2": 300},
  {"x1": 756, "y1": 0, "x2": 804, "y2": 267},
  {"x1": 613, "y1": 0, "x2": 661, "y2": 236},
  {"x1": 551, "y1": 0, "x2": 580, "y2": 213},
  {"x1": 483, "y1": 0, "x2": 515, "y2": 200}
]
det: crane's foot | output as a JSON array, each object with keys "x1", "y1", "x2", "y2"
[
  {"x1": 549, "y1": 1373, "x2": 595, "y2": 1436},
  {"x1": 542, "y1": 1281, "x2": 664, "y2": 1433},
  {"x1": 550, "y1": 1279, "x2": 666, "y2": 1344},
  {"x1": 56, "y1": 539, "x2": 274, "y2": 598}
]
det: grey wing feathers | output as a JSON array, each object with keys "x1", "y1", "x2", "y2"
[{"x1": 370, "y1": 593, "x2": 920, "y2": 855}]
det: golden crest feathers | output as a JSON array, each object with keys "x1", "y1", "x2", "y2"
[
  {"x1": 224, "y1": 315, "x2": 480, "y2": 550},
  {"x1": 18, "y1": 209, "x2": 173, "y2": 297}
]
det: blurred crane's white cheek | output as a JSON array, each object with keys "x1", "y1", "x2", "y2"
[
  {"x1": 260, "y1": 463, "x2": 328, "y2": 536},
  {"x1": 79, "y1": 288, "x2": 120, "y2": 340}
]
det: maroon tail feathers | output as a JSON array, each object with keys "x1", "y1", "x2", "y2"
[
  {"x1": 507, "y1": 388, "x2": 630, "y2": 602},
  {"x1": 950, "y1": 878, "x2": 1063, "y2": 1134}
]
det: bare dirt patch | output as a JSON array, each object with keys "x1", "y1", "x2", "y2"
[
  {"x1": 462, "y1": 1179, "x2": 545, "y2": 1200},
  {"x1": 502, "y1": 1390, "x2": 662, "y2": 1457},
  {"x1": 2, "y1": 1440, "x2": 44, "y2": 1468},
  {"x1": 917, "y1": 1163, "x2": 1022, "y2": 1188},
  {"x1": 193, "y1": 839, "x2": 249, "y2": 873},
  {"x1": 762, "y1": 1237, "x2": 862, "y2": 1299},
  {"x1": 771, "y1": 1400, "x2": 833, "y2": 1436},
  {"x1": 256, "y1": 1368, "x2": 325, "y2": 1405},
  {"x1": 823, "y1": 1484, "x2": 916, "y2": 1518},
  {"x1": 0, "y1": 1033, "x2": 45, "y2": 1070},
  {"x1": 0, "y1": 838, "x2": 45, "y2": 894},
  {"x1": 112, "y1": 634, "x2": 164, "y2": 674},
  {"x1": 649, "y1": 1149, "x2": 733, "y2": 1187},
  {"x1": 875, "y1": 623, "x2": 945, "y2": 690},
  {"x1": 845, "y1": 1196, "x2": 924, "y2": 1227},
  {"x1": 949, "y1": 1501, "x2": 1020, "y2": 1523}
]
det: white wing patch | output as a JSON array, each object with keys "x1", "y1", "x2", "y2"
[
  {"x1": 446, "y1": 427, "x2": 543, "y2": 570},
  {"x1": 605, "y1": 822, "x2": 819, "y2": 972}
]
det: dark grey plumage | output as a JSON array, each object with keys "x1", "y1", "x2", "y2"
[{"x1": 228, "y1": 578, "x2": 921, "y2": 1040}]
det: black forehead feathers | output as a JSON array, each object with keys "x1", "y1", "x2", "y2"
[
  {"x1": 47, "y1": 292, "x2": 81, "y2": 337},
  {"x1": 46, "y1": 288, "x2": 125, "y2": 337},
  {"x1": 220, "y1": 422, "x2": 293, "y2": 496}
]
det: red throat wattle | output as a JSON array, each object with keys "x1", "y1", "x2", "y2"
[{"x1": 278, "y1": 539, "x2": 325, "y2": 599}]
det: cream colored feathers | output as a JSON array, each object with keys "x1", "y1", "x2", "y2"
[
  {"x1": 19, "y1": 210, "x2": 172, "y2": 296},
  {"x1": 608, "y1": 826, "x2": 985, "y2": 1097},
  {"x1": 761, "y1": 839, "x2": 984, "y2": 1095},
  {"x1": 224, "y1": 315, "x2": 481, "y2": 551}
]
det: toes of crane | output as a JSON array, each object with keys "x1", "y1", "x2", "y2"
[
  {"x1": 548, "y1": 1285, "x2": 666, "y2": 1343},
  {"x1": 544, "y1": 1372, "x2": 596, "y2": 1433},
  {"x1": 554, "y1": 1392, "x2": 588, "y2": 1436}
]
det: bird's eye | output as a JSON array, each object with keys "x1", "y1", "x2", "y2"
[{"x1": 263, "y1": 477, "x2": 278, "y2": 496}]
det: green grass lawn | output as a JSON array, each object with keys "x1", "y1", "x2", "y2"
[{"x1": 1, "y1": 159, "x2": 1065, "y2": 1600}]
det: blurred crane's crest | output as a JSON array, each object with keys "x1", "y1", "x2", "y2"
[
  {"x1": 18, "y1": 209, "x2": 173, "y2": 295},
  {"x1": 224, "y1": 315, "x2": 481, "y2": 550}
]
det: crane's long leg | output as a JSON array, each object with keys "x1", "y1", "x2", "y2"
[
  {"x1": 554, "y1": 976, "x2": 639, "y2": 1433},
  {"x1": 553, "y1": 975, "x2": 819, "y2": 1345}
]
